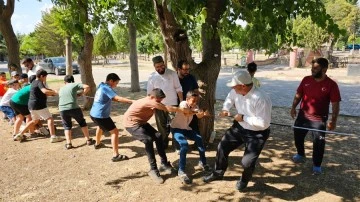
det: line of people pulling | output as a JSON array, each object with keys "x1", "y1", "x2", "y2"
[{"x1": 1, "y1": 56, "x2": 340, "y2": 191}]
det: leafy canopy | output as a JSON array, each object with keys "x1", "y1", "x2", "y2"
[{"x1": 93, "y1": 26, "x2": 117, "y2": 58}]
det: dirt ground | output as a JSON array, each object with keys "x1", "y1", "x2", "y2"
[{"x1": 0, "y1": 85, "x2": 359, "y2": 202}]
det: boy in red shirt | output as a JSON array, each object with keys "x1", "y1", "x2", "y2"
[{"x1": 0, "y1": 72, "x2": 8, "y2": 120}]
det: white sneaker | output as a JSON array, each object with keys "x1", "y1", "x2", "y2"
[
  {"x1": 50, "y1": 136, "x2": 64, "y2": 143},
  {"x1": 13, "y1": 133, "x2": 24, "y2": 141},
  {"x1": 39, "y1": 127, "x2": 50, "y2": 136}
]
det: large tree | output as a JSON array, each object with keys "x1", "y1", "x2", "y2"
[
  {"x1": 116, "y1": 0, "x2": 156, "y2": 92},
  {"x1": 52, "y1": 0, "x2": 118, "y2": 109},
  {"x1": 0, "y1": 0, "x2": 20, "y2": 73},
  {"x1": 325, "y1": 0, "x2": 360, "y2": 48},
  {"x1": 33, "y1": 9, "x2": 65, "y2": 57},
  {"x1": 93, "y1": 26, "x2": 117, "y2": 66},
  {"x1": 153, "y1": 0, "x2": 340, "y2": 142}
]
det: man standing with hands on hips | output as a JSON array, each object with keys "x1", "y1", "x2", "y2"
[
  {"x1": 203, "y1": 70, "x2": 272, "y2": 192},
  {"x1": 290, "y1": 57, "x2": 341, "y2": 175}
]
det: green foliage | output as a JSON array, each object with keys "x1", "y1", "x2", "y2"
[
  {"x1": 293, "y1": 17, "x2": 329, "y2": 50},
  {"x1": 19, "y1": 33, "x2": 42, "y2": 56},
  {"x1": 158, "y1": 0, "x2": 340, "y2": 54},
  {"x1": 111, "y1": 24, "x2": 129, "y2": 53},
  {"x1": 325, "y1": 0, "x2": 360, "y2": 45},
  {"x1": 93, "y1": 26, "x2": 117, "y2": 58},
  {"x1": 115, "y1": 0, "x2": 156, "y2": 34},
  {"x1": 52, "y1": 0, "x2": 119, "y2": 33},
  {"x1": 32, "y1": 9, "x2": 65, "y2": 56},
  {"x1": 137, "y1": 32, "x2": 163, "y2": 55},
  {"x1": 221, "y1": 35, "x2": 238, "y2": 52}
]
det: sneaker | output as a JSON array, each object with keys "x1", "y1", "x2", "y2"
[
  {"x1": 13, "y1": 133, "x2": 24, "y2": 141},
  {"x1": 39, "y1": 127, "x2": 50, "y2": 136},
  {"x1": 94, "y1": 142, "x2": 105, "y2": 149},
  {"x1": 178, "y1": 170, "x2": 192, "y2": 184},
  {"x1": 235, "y1": 177, "x2": 248, "y2": 191},
  {"x1": 148, "y1": 169, "x2": 164, "y2": 184},
  {"x1": 50, "y1": 135, "x2": 64, "y2": 143},
  {"x1": 292, "y1": 154, "x2": 306, "y2": 163},
  {"x1": 159, "y1": 161, "x2": 174, "y2": 174},
  {"x1": 203, "y1": 172, "x2": 224, "y2": 183},
  {"x1": 312, "y1": 166, "x2": 322, "y2": 175},
  {"x1": 198, "y1": 161, "x2": 211, "y2": 172}
]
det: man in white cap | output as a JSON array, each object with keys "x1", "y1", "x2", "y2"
[{"x1": 203, "y1": 70, "x2": 272, "y2": 192}]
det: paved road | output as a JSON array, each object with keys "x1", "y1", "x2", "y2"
[{"x1": 2, "y1": 63, "x2": 359, "y2": 116}]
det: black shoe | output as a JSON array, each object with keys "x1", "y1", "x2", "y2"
[
  {"x1": 235, "y1": 178, "x2": 248, "y2": 191},
  {"x1": 94, "y1": 142, "x2": 105, "y2": 149},
  {"x1": 203, "y1": 172, "x2": 223, "y2": 183}
]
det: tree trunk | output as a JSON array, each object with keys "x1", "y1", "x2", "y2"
[
  {"x1": 65, "y1": 36, "x2": 73, "y2": 75},
  {"x1": 153, "y1": 0, "x2": 226, "y2": 142},
  {"x1": 164, "y1": 43, "x2": 168, "y2": 66},
  {"x1": 78, "y1": 32, "x2": 96, "y2": 110},
  {"x1": 128, "y1": 20, "x2": 140, "y2": 92},
  {"x1": 0, "y1": 0, "x2": 20, "y2": 74}
]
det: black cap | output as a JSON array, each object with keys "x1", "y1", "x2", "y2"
[{"x1": 152, "y1": 56, "x2": 164, "y2": 64}]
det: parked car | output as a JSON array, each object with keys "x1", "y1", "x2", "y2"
[
  {"x1": 36, "y1": 57, "x2": 80, "y2": 75},
  {"x1": 345, "y1": 44, "x2": 360, "y2": 50}
]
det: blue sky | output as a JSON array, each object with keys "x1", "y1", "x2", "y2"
[{"x1": 12, "y1": 0, "x2": 53, "y2": 34}]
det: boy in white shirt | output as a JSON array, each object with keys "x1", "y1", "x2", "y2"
[
  {"x1": 170, "y1": 90, "x2": 210, "y2": 184},
  {"x1": 0, "y1": 80, "x2": 20, "y2": 125}
]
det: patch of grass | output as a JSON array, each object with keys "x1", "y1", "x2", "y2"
[{"x1": 46, "y1": 79, "x2": 63, "y2": 84}]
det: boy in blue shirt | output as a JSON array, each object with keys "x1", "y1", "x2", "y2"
[{"x1": 90, "y1": 73, "x2": 133, "y2": 162}]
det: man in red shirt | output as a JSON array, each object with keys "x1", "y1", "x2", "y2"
[{"x1": 290, "y1": 57, "x2": 341, "y2": 175}]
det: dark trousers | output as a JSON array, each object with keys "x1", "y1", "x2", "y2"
[
  {"x1": 294, "y1": 113, "x2": 326, "y2": 167},
  {"x1": 214, "y1": 121, "x2": 270, "y2": 183},
  {"x1": 126, "y1": 123, "x2": 168, "y2": 170},
  {"x1": 154, "y1": 109, "x2": 177, "y2": 149}
]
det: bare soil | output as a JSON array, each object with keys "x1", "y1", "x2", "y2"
[{"x1": 0, "y1": 85, "x2": 359, "y2": 202}]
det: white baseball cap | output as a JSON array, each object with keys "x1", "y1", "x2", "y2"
[{"x1": 226, "y1": 70, "x2": 253, "y2": 87}]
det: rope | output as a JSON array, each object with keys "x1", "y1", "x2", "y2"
[
  {"x1": 270, "y1": 122, "x2": 355, "y2": 136},
  {"x1": 218, "y1": 115, "x2": 356, "y2": 136}
]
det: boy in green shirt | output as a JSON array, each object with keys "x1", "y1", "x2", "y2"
[{"x1": 59, "y1": 75, "x2": 95, "y2": 149}]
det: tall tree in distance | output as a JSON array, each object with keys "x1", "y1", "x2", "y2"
[
  {"x1": 33, "y1": 9, "x2": 65, "y2": 57},
  {"x1": 0, "y1": 0, "x2": 20, "y2": 73},
  {"x1": 112, "y1": 24, "x2": 129, "y2": 58},
  {"x1": 94, "y1": 26, "x2": 117, "y2": 66}
]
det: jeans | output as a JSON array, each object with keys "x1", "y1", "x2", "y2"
[
  {"x1": 171, "y1": 128, "x2": 206, "y2": 172},
  {"x1": 294, "y1": 112, "x2": 326, "y2": 167},
  {"x1": 126, "y1": 123, "x2": 168, "y2": 170},
  {"x1": 214, "y1": 121, "x2": 270, "y2": 183}
]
